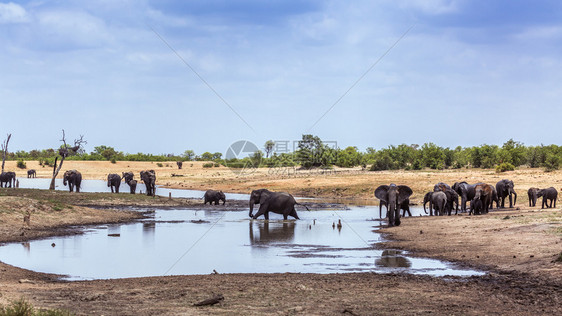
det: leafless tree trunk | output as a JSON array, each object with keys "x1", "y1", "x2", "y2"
[
  {"x1": 1, "y1": 134, "x2": 11, "y2": 173},
  {"x1": 49, "y1": 130, "x2": 86, "y2": 190}
]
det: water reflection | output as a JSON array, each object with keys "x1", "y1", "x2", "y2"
[
  {"x1": 249, "y1": 221, "x2": 296, "y2": 244},
  {"x1": 375, "y1": 250, "x2": 412, "y2": 268}
]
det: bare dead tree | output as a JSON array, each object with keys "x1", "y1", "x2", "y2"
[
  {"x1": 1, "y1": 134, "x2": 11, "y2": 173},
  {"x1": 49, "y1": 130, "x2": 86, "y2": 190}
]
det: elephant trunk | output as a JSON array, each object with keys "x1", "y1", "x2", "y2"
[
  {"x1": 511, "y1": 189, "x2": 517, "y2": 205},
  {"x1": 249, "y1": 200, "x2": 255, "y2": 218}
]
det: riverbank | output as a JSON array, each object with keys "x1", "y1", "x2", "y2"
[{"x1": 0, "y1": 168, "x2": 561, "y2": 314}]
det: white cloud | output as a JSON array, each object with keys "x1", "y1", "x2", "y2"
[{"x1": 0, "y1": 2, "x2": 29, "y2": 23}]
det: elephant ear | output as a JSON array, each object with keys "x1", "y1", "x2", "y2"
[
  {"x1": 374, "y1": 185, "x2": 389, "y2": 201},
  {"x1": 397, "y1": 185, "x2": 413, "y2": 204}
]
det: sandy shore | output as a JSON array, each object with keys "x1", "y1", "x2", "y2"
[{"x1": 0, "y1": 162, "x2": 561, "y2": 314}]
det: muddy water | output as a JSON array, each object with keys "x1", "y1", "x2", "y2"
[{"x1": 0, "y1": 206, "x2": 482, "y2": 280}]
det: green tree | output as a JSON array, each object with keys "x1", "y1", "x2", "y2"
[
  {"x1": 296, "y1": 134, "x2": 324, "y2": 168},
  {"x1": 264, "y1": 140, "x2": 275, "y2": 158},
  {"x1": 183, "y1": 150, "x2": 195, "y2": 161}
]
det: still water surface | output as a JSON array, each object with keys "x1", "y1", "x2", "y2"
[{"x1": 0, "y1": 205, "x2": 483, "y2": 280}]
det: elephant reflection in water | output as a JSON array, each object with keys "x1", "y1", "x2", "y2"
[
  {"x1": 375, "y1": 250, "x2": 412, "y2": 268},
  {"x1": 249, "y1": 221, "x2": 296, "y2": 245}
]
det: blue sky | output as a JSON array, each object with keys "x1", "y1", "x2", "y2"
[{"x1": 1, "y1": 0, "x2": 561, "y2": 156}]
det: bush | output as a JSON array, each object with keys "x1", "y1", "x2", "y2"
[
  {"x1": 0, "y1": 298, "x2": 72, "y2": 316},
  {"x1": 214, "y1": 163, "x2": 220, "y2": 167},
  {"x1": 156, "y1": 163, "x2": 164, "y2": 167},
  {"x1": 110, "y1": 157, "x2": 117, "y2": 164},
  {"x1": 544, "y1": 153, "x2": 560, "y2": 172},
  {"x1": 495, "y1": 162, "x2": 515, "y2": 173},
  {"x1": 16, "y1": 159, "x2": 26, "y2": 169},
  {"x1": 203, "y1": 163, "x2": 214, "y2": 168}
]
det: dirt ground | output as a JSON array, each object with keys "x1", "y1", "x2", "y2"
[{"x1": 0, "y1": 162, "x2": 561, "y2": 315}]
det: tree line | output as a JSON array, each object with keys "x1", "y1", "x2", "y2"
[{"x1": 3, "y1": 136, "x2": 561, "y2": 172}]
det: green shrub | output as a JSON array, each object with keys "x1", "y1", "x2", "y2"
[
  {"x1": 495, "y1": 162, "x2": 515, "y2": 173},
  {"x1": 213, "y1": 163, "x2": 220, "y2": 167},
  {"x1": 544, "y1": 153, "x2": 560, "y2": 172},
  {"x1": 16, "y1": 159, "x2": 26, "y2": 169},
  {"x1": 156, "y1": 163, "x2": 164, "y2": 167},
  {"x1": 203, "y1": 163, "x2": 214, "y2": 168},
  {"x1": 110, "y1": 157, "x2": 117, "y2": 164}
]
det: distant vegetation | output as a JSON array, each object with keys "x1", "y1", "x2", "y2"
[{"x1": 3, "y1": 137, "x2": 562, "y2": 172}]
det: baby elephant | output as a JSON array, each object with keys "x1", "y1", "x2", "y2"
[
  {"x1": 204, "y1": 190, "x2": 226, "y2": 205},
  {"x1": 528, "y1": 187, "x2": 541, "y2": 207}
]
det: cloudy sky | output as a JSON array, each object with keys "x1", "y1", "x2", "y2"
[{"x1": 1, "y1": 0, "x2": 561, "y2": 156}]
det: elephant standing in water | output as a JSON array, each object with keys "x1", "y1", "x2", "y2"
[
  {"x1": 122, "y1": 172, "x2": 136, "y2": 194},
  {"x1": 63, "y1": 170, "x2": 82, "y2": 192},
  {"x1": 249, "y1": 189, "x2": 308, "y2": 220},
  {"x1": 496, "y1": 179, "x2": 517, "y2": 208},
  {"x1": 107, "y1": 174, "x2": 121, "y2": 193},
  {"x1": 0, "y1": 172, "x2": 16, "y2": 188},
  {"x1": 528, "y1": 187, "x2": 541, "y2": 207},
  {"x1": 140, "y1": 170, "x2": 156, "y2": 196},
  {"x1": 375, "y1": 184, "x2": 413, "y2": 226},
  {"x1": 27, "y1": 169, "x2": 36, "y2": 178},
  {"x1": 204, "y1": 190, "x2": 226, "y2": 205},
  {"x1": 538, "y1": 187, "x2": 557, "y2": 209}
]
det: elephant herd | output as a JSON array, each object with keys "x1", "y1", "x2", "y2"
[
  {"x1": 375, "y1": 179, "x2": 559, "y2": 227},
  {"x1": 60, "y1": 170, "x2": 156, "y2": 195}
]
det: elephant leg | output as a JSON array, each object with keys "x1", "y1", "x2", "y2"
[
  {"x1": 508, "y1": 194, "x2": 513, "y2": 208},
  {"x1": 289, "y1": 208, "x2": 299, "y2": 220},
  {"x1": 253, "y1": 204, "x2": 268, "y2": 219},
  {"x1": 394, "y1": 209, "x2": 401, "y2": 226}
]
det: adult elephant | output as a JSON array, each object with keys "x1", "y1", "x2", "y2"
[
  {"x1": 495, "y1": 179, "x2": 517, "y2": 208},
  {"x1": 452, "y1": 182, "x2": 480, "y2": 212},
  {"x1": 27, "y1": 169, "x2": 36, "y2": 178},
  {"x1": 248, "y1": 189, "x2": 308, "y2": 220},
  {"x1": 63, "y1": 170, "x2": 82, "y2": 193},
  {"x1": 0, "y1": 171, "x2": 16, "y2": 188},
  {"x1": 140, "y1": 170, "x2": 156, "y2": 196},
  {"x1": 528, "y1": 187, "x2": 541, "y2": 207},
  {"x1": 443, "y1": 188, "x2": 459, "y2": 215},
  {"x1": 107, "y1": 173, "x2": 121, "y2": 193},
  {"x1": 375, "y1": 184, "x2": 413, "y2": 226},
  {"x1": 204, "y1": 189, "x2": 226, "y2": 205},
  {"x1": 471, "y1": 183, "x2": 493, "y2": 215},
  {"x1": 538, "y1": 187, "x2": 557, "y2": 209},
  {"x1": 423, "y1": 191, "x2": 446, "y2": 216},
  {"x1": 433, "y1": 182, "x2": 451, "y2": 192}
]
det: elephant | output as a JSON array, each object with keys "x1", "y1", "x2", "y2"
[
  {"x1": 433, "y1": 182, "x2": 451, "y2": 192},
  {"x1": 378, "y1": 198, "x2": 411, "y2": 218},
  {"x1": 0, "y1": 171, "x2": 16, "y2": 188},
  {"x1": 63, "y1": 170, "x2": 82, "y2": 193},
  {"x1": 423, "y1": 191, "x2": 447, "y2": 216},
  {"x1": 122, "y1": 172, "x2": 134, "y2": 183},
  {"x1": 122, "y1": 172, "x2": 136, "y2": 194},
  {"x1": 204, "y1": 189, "x2": 226, "y2": 205},
  {"x1": 538, "y1": 187, "x2": 557, "y2": 209},
  {"x1": 469, "y1": 198, "x2": 484, "y2": 215},
  {"x1": 107, "y1": 173, "x2": 121, "y2": 193},
  {"x1": 128, "y1": 179, "x2": 137, "y2": 194},
  {"x1": 489, "y1": 186, "x2": 500, "y2": 210},
  {"x1": 452, "y1": 182, "x2": 481, "y2": 212},
  {"x1": 528, "y1": 187, "x2": 541, "y2": 207},
  {"x1": 176, "y1": 161, "x2": 183, "y2": 169},
  {"x1": 248, "y1": 189, "x2": 308, "y2": 220},
  {"x1": 140, "y1": 170, "x2": 156, "y2": 196},
  {"x1": 471, "y1": 183, "x2": 493, "y2": 215},
  {"x1": 27, "y1": 169, "x2": 36, "y2": 178},
  {"x1": 495, "y1": 179, "x2": 517, "y2": 208},
  {"x1": 443, "y1": 188, "x2": 459, "y2": 215},
  {"x1": 375, "y1": 184, "x2": 413, "y2": 226}
]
